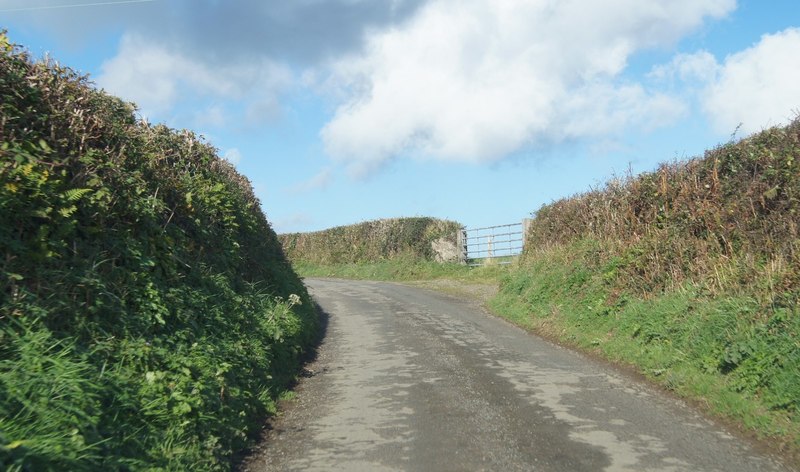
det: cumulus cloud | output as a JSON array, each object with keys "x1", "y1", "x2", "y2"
[
  {"x1": 10, "y1": 0, "x2": 425, "y2": 65},
  {"x1": 97, "y1": 34, "x2": 292, "y2": 124},
  {"x1": 320, "y1": 0, "x2": 734, "y2": 172},
  {"x1": 703, "y1": 28, "x2": 800, "y2": 134},
  {"x1": 18, "y1": 0, "x2": 763, "y2": 171},
  {"x1": 288, "y1": 167, "x2": 334, "y2": 194},
  {"x1": 58, "y1": 1, "x2": 425, "y2": 132},
  {"x1": 649, "y1": 51, "x2": 719, "y2": 83},
  {"x1": 223, "y1": 148, "x2": 243, "y2": 166}
]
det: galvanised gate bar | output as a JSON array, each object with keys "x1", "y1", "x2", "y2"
[{"x1": 458, "y1": 220, "x2": 530, "y2": 265}]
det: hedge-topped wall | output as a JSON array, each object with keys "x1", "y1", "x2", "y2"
[
  {"x1": 0, "y1": 34, "x2": 318, "y2": 471},
  {"x1": 524, "y1": 119, "x2": 800, "y2": 297},
  {"x1": 494, "y1": 119, "x2": 800, "y2": 449},
  {"x1": 279, "y1": 217, "x2": 462, "y2": 265}
]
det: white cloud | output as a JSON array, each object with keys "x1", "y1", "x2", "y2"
[
  {"x1": 703, "y1": 28, "x2": 800, "y2": 134},
  {"x1": 649, "y1": 51, "x2": 719, "y2": 83},
  {"x1": 560, "y1": 82, "x2": 686, "y2": 137},
  {"x1": 288, "y1": 167, "x2": 334, "y2": 194},
  {"x1": 97, "y1": 34, "x2": 292, "y2": 124},
  {"x1": 321, "y1": 0, "x2": 735, "y2": 172},
  {"x1": 196, "y1": 105, "x2": 228, "y2": 128},
  {"x1": 223, "y1": 148, "x2": 243, "y2": 165}
]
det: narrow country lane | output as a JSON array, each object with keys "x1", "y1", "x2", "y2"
[{"x1": 241, "y1": 279, "x2": 791, "y2": 472}]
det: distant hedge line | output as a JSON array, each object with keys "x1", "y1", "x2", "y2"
[
  {"x1": 0, "y1": 34, "x2": 318, "y2": 471},
  {"x1": 279, "y1": 217, "x2": 462, "y2": 265}
]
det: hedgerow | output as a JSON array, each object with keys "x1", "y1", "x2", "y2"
[
  {"x1": 0, "y1": 33, "x2": 318, "y2": 470},
  {"x1": 496, "y1": 118, "x2": 800, "y2": 453},
  {"x1": 525, "y1": 121, "x2": 800, "y2": 298},
  {"x1": 279, "y1": 217, "x2": 461, "y2": 265}
]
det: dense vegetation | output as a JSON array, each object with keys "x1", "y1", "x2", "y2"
[
  {"x1": 0, "y1": 34, "x2": 318, "y2": 470},
  {"x1": 279, "y1": 217, "x2": 461, "y2": 265},
  {"x1": 493, "y1": 120, "x2": 800, "y2": 454}
]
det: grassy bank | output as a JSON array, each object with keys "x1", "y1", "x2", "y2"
[
  {"x1": 491, "y1": 241, "x2": 799, "y2": 455},
  {"x1": 491, "y1": 120, "x2": 799, "y2": 456},
  {"x1": 294, "y1": 258, "x2": 507, "y2": 284},
  {"x1": 1, "y1": 35, "x2": 318, "y2": 470}
]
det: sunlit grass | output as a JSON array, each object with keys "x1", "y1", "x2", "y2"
[
  {"x1": 489, "y1": 239, "x2": 799, "y2": 454},
  {"x1": 293, "y1": 258, "x2": 511, "y2": 284}
]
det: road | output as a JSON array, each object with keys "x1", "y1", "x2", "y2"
[{"x1": 241, "y1": 278, "x2": 791, "y2": 472}]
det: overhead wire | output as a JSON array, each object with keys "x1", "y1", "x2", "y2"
[{"x1": 0, "y1": 0, "x2": 155, "y2": 13}]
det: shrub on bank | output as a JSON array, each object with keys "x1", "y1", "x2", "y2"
[
  {"x1": 497, "y1": 120, "x2": 800, "y2": 452},
  {"x1": 0, "y1": 34, "x2": 318, "y2": 470}
]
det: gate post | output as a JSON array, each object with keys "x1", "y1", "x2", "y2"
[
  {"x1": 522, "y1": 218, "x2": 533, "y2": 251},
  {"x1": 457, "y1": 227, "x2": 468, "y2": 265}
]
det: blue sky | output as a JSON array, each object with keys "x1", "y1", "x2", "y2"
[{"x1": 3, "y1": 0, "x2": 800, "y2": 233}]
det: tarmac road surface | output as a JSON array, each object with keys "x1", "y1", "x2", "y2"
[{"x1": 241, "y1": 278, "x2": 792, "y2": 472}]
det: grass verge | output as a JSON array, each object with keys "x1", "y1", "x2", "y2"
[
  {"x1": 491, "y1": 240, "x2": 799, "y2": 459},
  {"x1": 293, "y1": 258, "x2": 508, "y2": 284}
]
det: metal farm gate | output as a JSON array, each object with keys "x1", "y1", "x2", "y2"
[{"x1": 458, "y1": 221, "x2": 528, "y2": 266}]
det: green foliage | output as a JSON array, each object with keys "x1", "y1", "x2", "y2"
[
  {"x1": 1, "y1": 36, "x2": 318, "y2": 470},
  {"x1": 279, "y1": 217, "x2": 461, "y2": 265},
  {"x1": 1, "y1": 316, "x2": 102, "y2": 471},
  {"x1": 493, "y1": 241, "x2": 800, "y2": 449},
  {"x1": 293, "y1": 257, "x2": 507, "y2": 284},
  {"x1": 525, "y1": 120, "x2": 800, "y2": 298},
  {"x1": 493, "y1": 122, "x2": 800, "y2": 454}
]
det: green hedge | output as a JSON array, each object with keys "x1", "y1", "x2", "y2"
[
  {"x1": 279, "y1": 217, "x2": 461, "y2": 265},
  {"x1": 497, "y1": 120, "x2": 800, "y2": 452},
  {"x1": 0, "y1": 33, "x2": 318, "y2": 470},
  {"x1": 525, "y1": 120, "x2": 800, "y2": 297}
]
